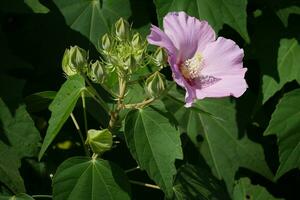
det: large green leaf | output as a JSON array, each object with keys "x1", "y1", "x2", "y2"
[
  {"x1": 173, "y1": 164, "x2": 230, "y2": 200},
  {"x1": 276, "y1": 6, "x2": 300, "y2": 27},
  {"x1": 53, "y1": 0, "x2": 131, "y2": 47},
  {"x1": 154, "y1": 0, "x2": 249, "y2": 42},
  {"x1": 39, "y1": 75, "x2": 85, "y2": 160},
  {"x1": 0, "y1": 99, "x2": 41, "y2": 193},
  {"x1": 52, "y1": 157, "x2": 131, "y2": 200},
  {"x1": 262, "y1": 38, "x2": 300, "y2": 103},
  {"x1": 233, "y1": 178, "x2": 283, "y2": 200},
  {"x1": 264, "y1": 89, "x2": 300, "y2": 179},
  {"x1": 0, "y1": 193, "x2": 34, "y2": 200},
  {"x1": 124, "y1": 106, "x2": 183, "y2": 198},
  {"x1": 163, "y1": 90, "x2": 273, "y2": 193}
]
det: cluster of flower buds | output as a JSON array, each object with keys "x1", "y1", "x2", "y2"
[
  {"x1": 145, "y1": 71, "x2": 166, "y2": 98},
  {"x1": 99, "y1": 18, "x2": 148, "y2": 78},
  {"x1": 62, "y1": 45, "x2": 88, "y2": 76}
]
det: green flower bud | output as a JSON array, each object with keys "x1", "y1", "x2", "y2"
[
  {"x1": 86, "y1": 129, "x2": 113, "y2": 154},
  {"x1": 131, "y1": 33, "x2": 142, "y2": 49},
  {"x1": 62, "y1": 49, "x2": 77, "y2": 76},
  {"x1": 101, "y1": 33, "x2": 111, "y2": 50},
  {"x1": 145, "y1": 72, "x2": 166, "y2": 97},
  {"x1": 153, "y1": 47, "x2": 167, "y2": 68},
  {"x1": 115, "y1": 18, "x2": 129, "y2": 40},
  {"x1": 88, "y1": 60, "x2": 105, "y2": 83},
  {"x1": 62, "y1": 46, "x2": 88, "y2": 76}
]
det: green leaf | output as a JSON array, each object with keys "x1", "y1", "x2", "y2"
[
  {"x1": 173, "y1": 164, "x2": 230, "y2": 200},
  {"x1": 233, "y1": 178, "x2": 283, "y2": 200},
  {"x1": 53, "y1": 0, "x2": 131, "y2": 47},
  {"x1": 39, "y1": 75, "x2": 85, "y2": 160},
  {"x1": 0, "y1": 193, "x2": 34, "y2": 200},
  {"x1": 24, "y1": 0, "x2": 49, "y2": 13},
  {"x1": 124, "y1": 107, "x2": 183, "y2": 197},
  {"x1": 0, "y1": 98, "x2": 41, "y2": 193},
  {"x1": 262, "y1": 38, "x2": 300, "y2": 103},
  {"x1": 52, "y1": 157, "x2": 131, "y2": 200},
  {"x1": 163, "y1": 91, "x2": 273, "y2": 192},
  {"x1": 264, "y1": 89, "x2": 300, "y2": 179},
  {"x1": 276, "y1": 6, "x2": 300, "y2": 27},
  {"x1": 154, "y1": 0, "x2": 249, "y2": 42}
]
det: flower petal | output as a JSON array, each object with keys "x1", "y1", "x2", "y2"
[
  {"x1": 201, "y1": 37, "x2": 245, "y2": 76},
  {"x1": 195, "y1": 37, "x2": 247, "y2": 98},
  {"x1": 147, "y1": 25, "x2": 176, "y2": 55},
  {"x1": 163, "y1": 11, "x2": 216, "y2": 60}
]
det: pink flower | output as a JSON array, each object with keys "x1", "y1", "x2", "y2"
[{"x1": 147, "y1": 12, "x2": 248, "y2": 107}]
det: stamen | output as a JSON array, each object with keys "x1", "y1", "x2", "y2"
[{"x1": 181, "y1": 52, "x2": 204, "y2": 79}]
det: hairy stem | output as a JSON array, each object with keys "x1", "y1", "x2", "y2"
[{"x1": 129, "y1": 180, "x2": 160, "y2": 190}]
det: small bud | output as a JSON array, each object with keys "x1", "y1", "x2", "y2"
[
  {"x1": 86, "y1": 129, "x2": 113, "y2": 155},
  {"x1": 62, "y1": 49, "x2": 77, "y2": 76},
  {"x1": 88, "y1": 60, "x2": 105, "y2": 83},
  {"x1": 131, "y1": 33, "x2": 142, "y2": 49},
  {"x1": 62, "y1": 46, "x2": 88, "y2": 76},
  {"x1": 101, "y1": 33, "x2": 111, "y2": 50},
  {"x1": 154, "y1": 48, "x2": 167, "y2": 68},
  {"x1": 115, "y1": 18, "x2": 129, "y2": 40},
  {"x1": 145, "y1": 72, "x2": 166, "y2": 97}
]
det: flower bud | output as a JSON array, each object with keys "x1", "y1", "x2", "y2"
[
  {"x1": 62, "y1": 49, "x2": 77, "y2": 76},
  {"x1": 86, "y1": 129, "x2": 113, "y2": 154},
  {"x1": 131, "y1": 33, "x2": 142, "y2": 49},
  {"x1": 101, "y1": 33, "x2": 111, "y2": 50},
  {"x1": 115, "y1": 18, "x2": 129, "y2": 40},
  {"x1": 88, "y1": 60, "x2": 105, "y2": 83},
  {"x1": 145, "y1": 72, "x2": 166, "y2": 97},
  {"x1": 154, "y1": 48, "x2": 167, "y2": 68},
  {"x1": 62, "y1": 46, "x2": 88, "y2": 75}
]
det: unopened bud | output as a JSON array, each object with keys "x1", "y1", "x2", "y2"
[
  {"x1": 145, "y1": 72, "x2": 166, "y2": 97},
  {"x1": 115, "y1": 18, "x2": 129, "y2": 40},
  {"x1": 62, "y1": 49, "x2": 77, "y2": 76},
  {"x1": 86, "y1": 129, "x2": 113, "y2": 154},
  {"x1": 154, "y1": 48, "x2": 167, "y2": 68},
  {"x1": 88, "y1": 60, "x2": 105, "y2": 83},
  {"x1": 131, "y1": 33, "x2": 142, "y2": 49},
  {"x1": 62, "y1": 46, "x2": 88, "y2": 76},
  {"x1": 101, "y1": 33, "x2": 111, "y2": 50}
]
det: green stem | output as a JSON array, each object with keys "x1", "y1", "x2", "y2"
[
  {"x1": 81, "y1": 91, "x2": 88, "y2": 135},
  {"x1": 129, "y1": 180, "x2": 160, "y2": 190},
  {"x1": 124, "y1": 98, "x2": 155, "y2": 109},
  {"x1": 70, "y1": 113, "x2": 90, "y2": 156},
  {"x1": 84, "y1": 76, "x2": 110, "y2": 113}
]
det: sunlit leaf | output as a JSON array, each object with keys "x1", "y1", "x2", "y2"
[
  {"x1": 124, "y1": 107, "x2": 183, "y2": 198},
  {"x1": 233, "y1": 178, "x2": 283, "y2": 200},
  {"x1": 53, "y1": 0, "x2": 131, "y2": 47},
  {"x1": 154, "y1": 0, "x2": 249, "y2": 42},
  {"x1": 53, "y1": 157, "x2": 131, "y2": 200},
  {"x1": 262, "y1": 38, "x2": 300, "y2": 103},
  {"x1": 264, "y1": 89, "x2": 300, "y2": 179},
  {"x1": 39, "y1": 75, "x2": 85, "y2": 160}
]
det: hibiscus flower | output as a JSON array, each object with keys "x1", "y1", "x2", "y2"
[{"x1": 147, "y1": 11, "x2": 248, "y2": 107}]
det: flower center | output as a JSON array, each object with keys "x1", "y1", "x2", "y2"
[{"x1": 180, "y1": 52, "x2": 204, "y2": 80}]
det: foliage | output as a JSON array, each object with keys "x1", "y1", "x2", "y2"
[{"x1": 0, "y1": 0, "x2": 300, "y2": 199}]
